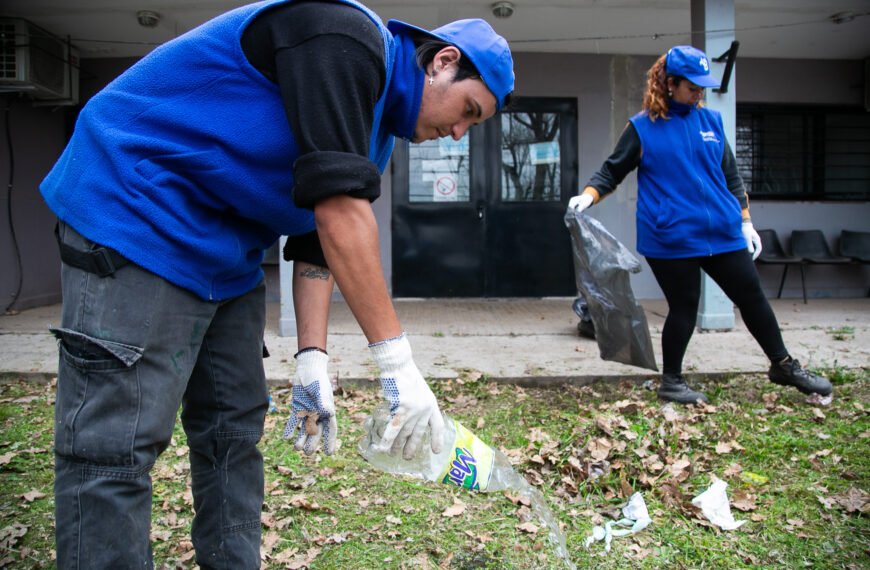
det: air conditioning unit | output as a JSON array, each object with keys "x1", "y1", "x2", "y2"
[{"x1": 0, "y1": 17, "x2": 80, "y2": 106}]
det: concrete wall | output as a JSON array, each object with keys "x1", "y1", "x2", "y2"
[
  {"x1": 0, "y1": 58, "x2": 138, "y2": 313},
  {"x1": 1, "y1": 54, "x2": 866, "y2": 310},
  {"x1": 0, "y1": 96, "x2": 67, "y2": 312}
]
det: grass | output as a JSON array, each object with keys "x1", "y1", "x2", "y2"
[
  {"x1": 827, "y1": 327, "x2": 856, "y2": 341},
  {"x1": 1, "y1": 367, "x2": 868, "y2": 569}
]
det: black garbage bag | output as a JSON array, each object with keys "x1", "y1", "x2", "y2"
[{"x1": 564, "y1": 209, "x2": 658, "y2": 371}]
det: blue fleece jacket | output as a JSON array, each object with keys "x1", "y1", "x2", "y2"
[
  {"x1": 629, "y1": 103, "x2": 745, "y2": 259},
  {"x1": 40, "y1": 0, "x2": 397, "y2": 301}
]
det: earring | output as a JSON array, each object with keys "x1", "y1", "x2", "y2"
[
  {"x1": 429, "y1": 75, "x2": 434, "y2": 86},
  {"x1": 668, "y1": 90, "x2": 673, "y2": 97}
]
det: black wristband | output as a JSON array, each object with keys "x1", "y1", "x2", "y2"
[
  {"x1": 294, "y1": 347, "x2": 328, "y2": 359},
  {"x1": 283, "y1": 230, "x2": 328, "y2": 267}
]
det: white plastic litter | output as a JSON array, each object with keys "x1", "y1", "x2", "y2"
[
  {"x1": 584, "y1": 492, "x2": 653, "y2": 551},
  {"x1": 806, "y1": 393, "x2": 833, "y2": 406},
  {"x1": 691, "y1": 478, "x2": 746, "y2": 530}
]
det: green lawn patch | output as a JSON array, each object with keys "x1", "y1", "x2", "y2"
[{"x1": 1, "y1": 368, "x2": 867, "y2": 569}]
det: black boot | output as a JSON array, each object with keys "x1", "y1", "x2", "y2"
[
  {"x1": 768, "y1": 357, "x2": 833, "y2": 396},
  {"x1": 577, "y1": 319, "x2": 596, "y2": 340},
  {"x1": 657, "y1": 373, "x2": 709, "y2": 404}
]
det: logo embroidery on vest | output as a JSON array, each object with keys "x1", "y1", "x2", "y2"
[{"x1": 700, "y1": 130, "x2": 719, "y2": 143}]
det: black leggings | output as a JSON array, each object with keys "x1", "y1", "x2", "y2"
[{"x1": 647, "y1": 249, "x2": 789, "y2": 375}]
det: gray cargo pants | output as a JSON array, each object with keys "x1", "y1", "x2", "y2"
[{"x1": 52, "y1": 222, "x2": 267, "y2": 569}]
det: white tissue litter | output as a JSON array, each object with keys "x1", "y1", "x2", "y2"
[
  {"x1": 584, "y1": 492, "x2": 653, "y2": 551},
  {"x1": 691, "y1": 478, "x2": 746, "y2": 530},
  {"x1": 806, "y1": 393, "x2": 833, "y2": 406}
]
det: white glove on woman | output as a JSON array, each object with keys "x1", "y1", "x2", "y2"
[
  {"x1": 568, "y1": 192, "x2": 594, "y2": 213},
  {"x1": 369, "y1": 334, "x2": 445, "y2": 459},
  {"x1": 742, "y1": 220, "x2": 762, "y2": 260},
  {"x1": 284, "y1": 349, "x2": 337, "y2": 455}
]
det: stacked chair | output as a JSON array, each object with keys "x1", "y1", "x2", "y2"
[
  {"x1": 839, "y1": 230, "x2": 870, "y2": 296},
  {"x1": 756, "y1": 229, "x2": 806, "y2": 303}
]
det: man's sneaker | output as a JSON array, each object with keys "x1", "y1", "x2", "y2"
[
  {"x1": 768, "y1": 357, "x2": 833, "y2": 396},
  {"x1": 657, "y1": 373, "x2": 709, "y2": 404}
]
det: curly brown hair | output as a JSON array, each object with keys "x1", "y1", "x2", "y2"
[
  {"x1": 642, "y1": 51, "x2": 706, "y2": 121},
  {"x1": 642, "y1": 54, "x2": 670, "y2": 121}
]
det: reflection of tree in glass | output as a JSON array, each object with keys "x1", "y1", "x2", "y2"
[{"x1": 501, "y1": 112, "x2": 560, "y2": 201}]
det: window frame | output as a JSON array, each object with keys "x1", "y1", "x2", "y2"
[{"x1": 735, "y1": 103, "x2": 870, "y2": 202}]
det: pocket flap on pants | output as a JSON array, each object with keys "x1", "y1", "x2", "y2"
[{"x1": 49, "y1": 328, "x2": 143, "y2": 367}]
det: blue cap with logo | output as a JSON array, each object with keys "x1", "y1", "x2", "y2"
[
  {"x1": 665, "y1": 45, "x2": 720, "y2": 88},
  {"x1": 388, "y1": 18, "x2": 515, "y2": 110}
]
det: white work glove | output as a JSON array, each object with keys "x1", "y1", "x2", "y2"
[
  {"x1": 283, "y1": 349, "x2": 337, "y2": 455},
  {"x1": 742, "y1": 220, "x2": 762, "y2": 260},
  {"x1": 569, "y1": 192, "x2": 594, "y2": 213},
  {"x1": 369, "y1": 333, "x2": 445, "y2": 460}
]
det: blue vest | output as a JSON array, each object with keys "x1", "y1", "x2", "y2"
[
  {"x1": 629, "y1": 106, "x2": 745, "y2": 259},
  {"x1": 41, "y1": 0, "x2": 396, "y2": 300}
]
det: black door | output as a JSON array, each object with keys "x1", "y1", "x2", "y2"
[{"x1": 392, "y1": 98, "x2": 578, "y2": 297}]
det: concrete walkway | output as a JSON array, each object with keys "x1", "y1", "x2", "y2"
[{"x1": 2, "y1": 298, "x2": 868, "y2": 387}]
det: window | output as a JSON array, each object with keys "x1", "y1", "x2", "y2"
[
  {"x1": 735, "y1": 105, "x2": 870, "y2": 200},
  {"x1": 500, "y1": 111, "x2": 562, "y2": 202},
  {"x1": 407, "y1": 135, "x2": 471, "y2": 203}
]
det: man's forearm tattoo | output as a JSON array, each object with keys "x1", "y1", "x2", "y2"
[{"x1": 299, "y1": 266, "x2": 331, "y2": 280}]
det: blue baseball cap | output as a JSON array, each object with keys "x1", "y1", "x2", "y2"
[
  {"x1": 665, "y1": 45, "x2": 720, "y2": 88},
  {"x1": 387, "y1": 18, "x2": 514, "y2": 110}
]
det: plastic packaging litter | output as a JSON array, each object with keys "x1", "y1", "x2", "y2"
[
  {"x1": 358, "y1": 403, "x2": 576, "y2": 569},
  {"x1": 358, "y1": 403, "x2": 499, "y2": 491},
  {"x1": 691, "y1": 478, "x2": 746, "y2": 530},
  {"x1": 564, "y1": 209, "x2": 658, "y2": 371},
  {"x1": 584, "y1": 492, "x2": 653, "y2": 552}
]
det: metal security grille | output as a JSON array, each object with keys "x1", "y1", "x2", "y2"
[
  {"x1": 736, "y1": 105, "x2": 870, "y2": 201},
  {"x1": 0, "y1": 22, "x2": 17, "y2": 81}
]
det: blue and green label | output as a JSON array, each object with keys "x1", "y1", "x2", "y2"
[{"x1": 438, "y1": 420, "x2": 495, "y2": 491}]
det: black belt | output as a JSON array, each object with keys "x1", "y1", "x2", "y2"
[{"x1": 55, "y1": 224, "x2": 130, "y2": 278}]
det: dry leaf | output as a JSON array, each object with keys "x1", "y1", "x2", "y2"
[
  {"x1": 667, "y1": 458, "x2": 692, "y2": 482},
  {"x1": 515, "y1": 505, "x2": 532, "y2": 522},
  {"x1": 723, "y1": 463, "x2": 743, "y2": 478},
  {"x1": 22, "y1": 490, "x2": 46, "y2": 503},
  {"x1": 620, "y1": 478, "x2": 634, "y2": 498},
  {"x1": 731, "y1": 490, "x2": 758, "y2": 512},
  {"x1": 587, "y1": 437, "x2": 613, "y2": 461},
  {"x1": 263, "y1": 531, "x2": 281, "y2": 554},
  {"x1": 504, "y1": 491, "x2": 531, "y2": 506},
  {"x1": 595, "y1": 416, "x2": 615, "y2": 436},
  {"x1": 286, "y1": 547, "x2": 321, "y2": 569},
  {"x1": 833, "y1": 487, "x2": 870, "y2": 514},
  {"x1": 438, "y1": 551, "x2": 455, "y2": 569},
  {"x1": 442, "y1": 499, "x2": 466, "y2": 518},
  {"x1": 385, "y1": 515, "x2": 402, "y2": 524},
  {"x1": 289, "y1": 494, "x2": 321, "y2": 511},
  {"x1": 516, "y1": 522, "x2": 539, "y2": 534}
]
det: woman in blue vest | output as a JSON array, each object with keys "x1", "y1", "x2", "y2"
[
  {"x1": 40, "y1": 1, "x2": 513, "y2": 567},
  {"x1": 572, "y1": 45, "x2": 831, "y2": 405}
]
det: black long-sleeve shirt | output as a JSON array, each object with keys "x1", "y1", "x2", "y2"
[{"x1": 241, "y1": 1, "x2": 389, "y2": 266}]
